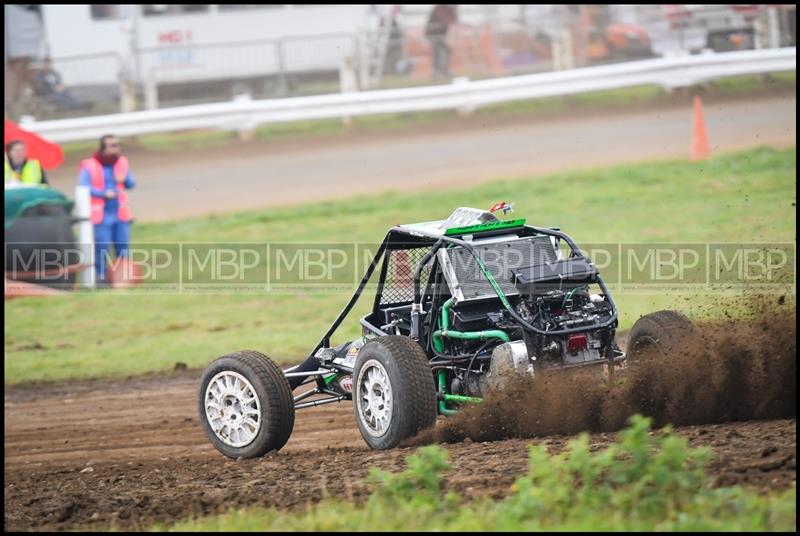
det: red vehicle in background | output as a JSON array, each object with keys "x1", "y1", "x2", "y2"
[{"x1": 584, "y1": 5, "x2": 654, "y2": 62}]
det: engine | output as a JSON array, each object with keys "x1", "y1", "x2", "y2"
[
  {"x1": 443, "y1": 289, "x2": 614, "y2": 397},
  {"x1": 435, "y1": 237, "x2": 619, "y2": 397}
]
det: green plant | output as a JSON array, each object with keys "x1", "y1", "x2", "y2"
[
  {"x1": 366, "y1": 445, "x2": 460, "y2": 512},
  {"x1": 501, "y1": 415, "x2": 712, "y2": 527},
  {"x1": 158, "y1": 415, "x2": 796, "y2": 532}
]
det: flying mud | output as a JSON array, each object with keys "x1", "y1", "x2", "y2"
[
  {"x1": 4, "y1": 307, "x2": 796, "y2": 531},
  {"x1": 413, "y1": 308, "x2": 796, "y2": 445}
]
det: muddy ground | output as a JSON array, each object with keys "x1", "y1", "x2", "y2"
[
  {"x1": 3, "y1": 370, "x2": 796, "y2": 532},
  {"x1": 4, "y1": 313, "x2": 797, "y2": 531}
]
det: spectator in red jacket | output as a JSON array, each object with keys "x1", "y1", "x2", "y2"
[{"x1": 77, "y1": 135, "x2": 136, "y2": 282}]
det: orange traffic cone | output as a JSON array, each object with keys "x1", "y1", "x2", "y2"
[
  {"x1": 109, "y1": 257, "x2": 143, "y2": 289},
  {"x1": 692, "y1": 95, "x2": 711, "y2": 161}
]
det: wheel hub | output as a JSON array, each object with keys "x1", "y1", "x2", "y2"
[
  {"x1": 205, "y1": 371, "x2": 261, "y2": 448},
  {"x1": 358, "y1": 361, "x2": 393, "y2": 437}
]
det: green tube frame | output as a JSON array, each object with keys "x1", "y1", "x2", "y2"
[
  {"x1": 437, "y1": 369, "x2": 458, "y2": 416},
  {"x1": 443, "y1": 393, "x2": 482, "y2": 404},
  {"x1": 432, "y1": 298, "x2": 510, "y2": 353},
  {"x1": 433, "y1": 257, "x2": 517, "y2": 415},
  {"x1": 437, "y1": 370, "x2": 483, "y2": 415}
]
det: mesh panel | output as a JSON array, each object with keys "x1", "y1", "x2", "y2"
[
  {"x1": 380, "y1": 248, "x2": 433, "y2": 305},
  {"x1": 445, "y1": 236, "x2": 558, "y2": 301}
]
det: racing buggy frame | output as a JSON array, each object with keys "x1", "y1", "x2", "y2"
[{"x1": 199, "y1": 207, "x2": 694, "y2": 458}]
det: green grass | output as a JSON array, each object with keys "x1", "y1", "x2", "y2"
[
  {"x1": 154, "y1": 415, "x2": 796, "y2": 532},
  {"x1": 4, "y1": 147, "x2": 795, "y2": 384},
  {"x1": 59, "y1": 72, "x2": 796, "y2": 159}
]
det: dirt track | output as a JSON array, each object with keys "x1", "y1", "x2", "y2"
[{"x1": 4, "y1": 371, "x2": 796, "y2": 531}]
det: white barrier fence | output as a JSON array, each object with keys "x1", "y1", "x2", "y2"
[
  {"x1": 73, "y1": 186, "x2": 96, "y2": 289},
  {"x1": 20, "y1": 47, "x2": 797, "y2": 144}
]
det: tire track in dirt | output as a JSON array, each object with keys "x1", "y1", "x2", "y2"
[
  {"x1": 4, "y1": 373, "x2": 363, "y2": 468},
  {"x1": 4, "y1": 411, "x2": 795, "y2": 532}
]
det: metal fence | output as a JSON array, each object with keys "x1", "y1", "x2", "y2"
[
  {"x1": 21, "y1": 47, "x2": 797, "y2": 144},
  {"x1": 10, "y1": 52, "x2": 126, "y2": 120},
  {"x1": 5, "y1": 4, "x2": 797, "y2": 123}
]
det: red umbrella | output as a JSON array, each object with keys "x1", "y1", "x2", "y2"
[{"x1": 4, "y1": 119, "x2": 64, "y2": 170}]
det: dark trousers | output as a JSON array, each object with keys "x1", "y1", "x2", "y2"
[{"x1": 429, "y1": 35, "x2": 451, "y2": 79}]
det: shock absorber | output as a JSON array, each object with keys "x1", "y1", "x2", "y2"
[{"x1": 410, "y1": 302, "x2": 423, "y2": 340}]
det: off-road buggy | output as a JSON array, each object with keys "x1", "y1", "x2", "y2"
[{"x1": 199, "y1": 207, "x2": 694, "y2": 458}]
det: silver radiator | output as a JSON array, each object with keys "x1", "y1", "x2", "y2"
[{"x1": 437, "y1": 235, "x2": 558, "y2": 302}]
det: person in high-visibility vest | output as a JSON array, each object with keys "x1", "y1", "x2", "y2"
[
  {"x1": 5, "y1": 140, "x2": 49, "y2": 186},
  {"x1": 77, "y1": 134, "x2": 136, "y2": 282}
]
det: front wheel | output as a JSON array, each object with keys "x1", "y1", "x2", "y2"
[
  {"x1": 353, "y1": 336, "x2": 438, "y2": 450},
  {"x1": 198, "y1": 350, "x2": 295, "y2": 459}
]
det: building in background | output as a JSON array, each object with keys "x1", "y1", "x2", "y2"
[
  {"x1": 4, "y1": 5, "x2": 46, "y2": 118},
  {"x1": 6, "y1": 4, "x2": 796, "y2": 120}
]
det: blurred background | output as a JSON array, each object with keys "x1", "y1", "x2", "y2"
[{"x1": 4, "y1": 4, "x2": 797, "y2": 120}]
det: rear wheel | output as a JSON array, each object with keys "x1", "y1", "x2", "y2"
[
  {"x1": 199, "y1": 350, "x2": 294, "y2": 459},
  {"x1": 627, "y1": 310, "x2": 696, "y2": 362},
  {"x1": 353, "y1": 336, "x2": 437, "y2": 450}
]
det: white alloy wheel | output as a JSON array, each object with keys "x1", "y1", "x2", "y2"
[
  {"x1": 357, "y1": 359, "x2": 394, "y2": 437},
  {"x1": 204, "y1": 370, "x2": 261, "y2": 448}
]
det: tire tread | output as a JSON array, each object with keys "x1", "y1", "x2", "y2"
[
  {"x1": 628, "y1": 310, "x2": 696, "y2": 358},
  {"x1": 354, "y1": 335, "x2": 437, "y2": 449}
]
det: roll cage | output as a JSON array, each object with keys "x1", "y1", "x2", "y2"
[
  {"x1": 284, "y1": 222, "x2": 620, "y2": 412},
  {"x1": 312, "y1": 223, "x2": 619, "y2": 358}
]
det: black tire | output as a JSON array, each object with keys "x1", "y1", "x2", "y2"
[
  {"x1": 5, "y1": 203, "x2": 78, "y2": 290},
  {"x1": 352, "y1": 336, "x2": 438, "y2": 450},
  {"x1": 627, "y1": 310, "x2": 696, "y2": 362},
  {"x1": 198, "y1": 350, "x2": 295, "y2": 459}
]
